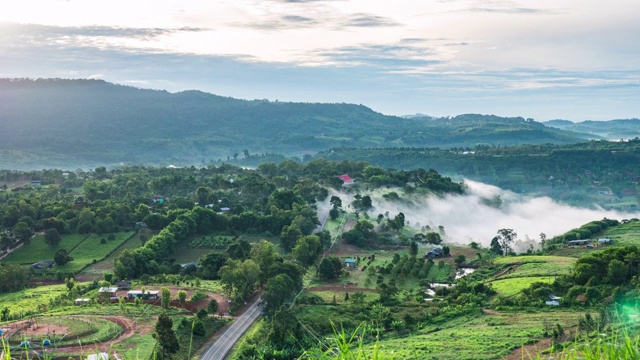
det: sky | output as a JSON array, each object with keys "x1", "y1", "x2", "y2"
[{"x1": 1, "y1": 0, "x2": 639, "y2": 121}]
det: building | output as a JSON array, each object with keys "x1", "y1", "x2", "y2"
[
  {"x1": 546, "y1": 295, "x2": 561, "y2": 306},
  {"x1": 116, "y1": 281, "x2": 132, "y2": 290},
  {"x1": 336, "y1": 174, "x2": 355, "y2": 186},
  {"x1": 344, "y1": 258, "x2": 357, "y2": 269},
  {"x1": 598, "y1": 238, "x2": 612, "y2": 245},
  {"x1": 424, "y1": 247, "x2": 443, "y2": 259},
  {"x1": 127, "y1": 290, "x2": 160, "y2": 300},
  {"x1": 30, "y1": 180, "x2": 42, "y2": 187},
  {"x1": 31, "y1": 260, "x2": 55, "y2": 270},
  {"x1": 567, "y1": 239, "x2": 591, "y2": 247},
  {"x1": 75, "y1": 298, "x2": 90, "y2": 305}
]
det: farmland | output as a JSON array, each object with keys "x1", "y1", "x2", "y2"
[
  {"x1": 368, "y1": 310, "x2": 582, "y2": 359},
  {"x1": 2, "y1": 234, "x2": 89, "y2": 264}
]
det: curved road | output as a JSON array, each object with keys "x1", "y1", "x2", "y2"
[{"x1": 201, "y1": 298, "x2": 262, "y2": 360}]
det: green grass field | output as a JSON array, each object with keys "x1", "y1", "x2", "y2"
[
  {"x1": 53, "y1": 232, "x2": 135, "y2": 273},
  {"x1": 599, "y1": 220, "x2": 640, "y2": 246},
  {"x1": 80, "y1": 231, "x2": 147, "y2": 275},
  {"x1": 2, "y1": 234, "x2": 90, "y2": 264},
  {"x1": 0, "y1": 283, "x2": 74, "y2": 315},
  {"x1": 370, "y1": 310, "x2": 582, "y2": 359},
  {"x1": 489, "y1": 277, "x2": 554, "y2": 297},
  {"x1": 493, "y1": 255, "x2": 576, "y2": 279}
]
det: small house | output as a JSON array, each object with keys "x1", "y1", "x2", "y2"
[
  {"x1": 98, "y1": 287, "x2": 118, "y2": 301},
  {"x1": 546, "y1": 294, "x2": 561, "y2": 306},
  {"x1": 116, "y1": 281, "x2": 132, "y2": 290},
  {"x1": 336, "y1": 174, "x2": 355, "y2": 186},
  {"x1": 152, "y1": 195, "x2": 164, "y2": 203},
  {"x1": 75, "y1": 298, "x2": 90, "y2": 306},
  {"x1": 598, "y1": 238, "x2": 612, "y2": 245},
  {"x1": 220, "y1": 207, "x2": 231, "y2": 212},
  {"x1": 344, "y1": 258, "x2": 357, "y2": 269},
  {"x1": 31, "y1": 260, "x2": 55, "y2": 270},
  {"x1": 424, "y1": 248, "x2": 443, "y2": 259},
  {"x1": 567, "y1": 239, "x2": 590, "y2": 247},
  {"x1": 30, "y1": 180, "x2": 42, "y2": 187},
  {"x1": 127, "y1": 290, "x2": 160, "y2": 300}
]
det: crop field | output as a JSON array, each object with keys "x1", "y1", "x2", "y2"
[
  {"x1": 493, "y1": 256, "x2": 576, "y2": 279},
  {"x1": 600, "y1": 220, "x2": 640, "y2": 246},
  {"x1": 489, "y1": 277, "x2": 554, "y2": 297},
  {"x1": 370, "y1": 310, "x2": 582, "y2": 359},
  {"x1": 0, "y1": 283, "x2": 76, "y2": 315},
  {"x1": 55, "y1": 232, "x2": 135, "y2": 273},
  {"x1": 2, "y1": 234, "x2": 89, "y2": 264}
]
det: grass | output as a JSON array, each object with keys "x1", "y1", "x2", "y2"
[
  {"x1": 489, "y1": 277, "x2": 555, "y2": 297},
  {"x1": 55, "y1": 232, "x2": 135, "y2": 273},
  {"x1": 0, "y1": 284, "x2": 74, "y2": 316},
  {"x1": 493, "y1": 255, "x2": 576, "y2": 279},
  {"x1": 81, "y1": 231, "x2": 146, "y2": 275},
  {"x1": 2, "y1": 234, "x2": 90, "y2": 264},
  {"x1": 599, "y1": 220, "x2": 640, "y2": 246},
  {"x1": 172, "y1": 247, "x2": 212, "y2": 264},
  {"x1": 363, "y1": 310, "x2": 581, "y2": 360}
]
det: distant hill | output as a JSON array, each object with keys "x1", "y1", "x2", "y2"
[
  {"x1": 544, "y1": 118, "x2": 640, "y2": 140},
  {"x1": 0, "y1": 78, "x2": 591, "y2": 169}
]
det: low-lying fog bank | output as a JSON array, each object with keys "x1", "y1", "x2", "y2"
[{"x1": 336, "y1": 180, "x2": 640, "y2": 250}]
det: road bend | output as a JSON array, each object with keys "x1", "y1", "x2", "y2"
[{"x1": 201, "y1": 298, "x2": 262, "y2": 360}]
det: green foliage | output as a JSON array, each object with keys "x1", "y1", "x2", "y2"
[{"x1": 153, "y1": 312, "x2": 180, "y2": 359}]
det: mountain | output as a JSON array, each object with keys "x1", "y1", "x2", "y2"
[
  {"x1": 0, "y1": 78, "x2": 591, "y2": 169},
  {"x1": 544, "y1": 118, "x2": 640, "y2": 140}
]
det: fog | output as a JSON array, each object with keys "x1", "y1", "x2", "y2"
[{"x1": 338, "y1": 180, "x2": 640, "y2": 251}]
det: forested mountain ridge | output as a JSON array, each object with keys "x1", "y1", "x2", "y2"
[
  {"x1": 1, "y1": 78, "x2": 591, "y2": 169},
  {"x1": 544, "y1": 118, "x2": 640, "y2": 140}
]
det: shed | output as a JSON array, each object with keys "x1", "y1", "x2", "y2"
[
  {"x1": 336, "y1": 174, "x2": 355, "y2": 186},
  {"x1": 545, "y1": 300, "x2": 560, "y2": 306},
  {"x1": 75, "y1": 298, "x2": 90, "y2": 305},
  {"x1": 30, "y1": 180, "x2": 42, "y2": 187},
  {"x1": 344, "y1": 258, "x2": 357, "y2": 269},
  {"x1": 127, "y1": 290, "x2": 160, "y2": 300},
  {"x1": 567, "y1": 239, "x2": 590, "y2": 246},
  {"x1": 424, "y1": 247, "x2": 443, "y2": 259},
  {"x1": 116, "y1": 281, "x2": 132, "y2": 290},
  {"x1": 598, "y1": 238, "x2": 612, "y2": 245}
]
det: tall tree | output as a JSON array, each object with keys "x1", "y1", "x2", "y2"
[
  {"x1": 153, "y1": 313, "x2": 180, "y2": 359},
  {"x1": 495, "y1": 228, "x2": 517, "y2": 256},
  {"x1": 44, "y1": 228, "x2": 62, "y2": 246},
  {"x1": 292, "y1": 235, "x2": 322, "y2": 269}
]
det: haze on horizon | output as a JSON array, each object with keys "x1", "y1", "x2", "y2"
[{"x1": 1, "y1": 0, "x2": 639, "y2": 121}]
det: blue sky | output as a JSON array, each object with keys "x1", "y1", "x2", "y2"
[{"x1": 1, "y1": 0, "x2": 639, "y2": 120}]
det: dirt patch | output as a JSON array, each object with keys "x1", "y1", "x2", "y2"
[
  {"x1": 482, "y1": 307, "x2": 500, "y2": 315},
  {"x1": 502, "y1": 338, "x2": 553, "y2": 360}
]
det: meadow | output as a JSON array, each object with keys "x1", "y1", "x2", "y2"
[
  {"x1": 56, "y1": 232, "x2": 135, "y2": 273},
  {"x1": 489, "y1": 277, "x2": 554, "y2": 297},
  {"x1": 599, "y1": 220, "x2": 640, "y2": 246},
  {"x1": 493, "y1": 255, "x2": 576, "y2": 279},
  {"x1": 2, "y1": 234, "x2": 90, "y2": 264}
]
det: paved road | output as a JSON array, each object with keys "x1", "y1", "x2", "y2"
[{"x1": 201, "y1": 298, "x2": 262, "y2": 360}]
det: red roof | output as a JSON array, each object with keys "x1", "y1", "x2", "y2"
[{"x1": 337, "y1": 174, "x2": 354, "y2": 182}]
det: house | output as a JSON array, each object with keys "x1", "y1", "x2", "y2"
[
  {"x1": 135, "y1": 222, "x2": 147, "y2": 228},
  {"x1": 344, "y1": 258, "x2": 357, "y2": 269},
  {"x1": 424, "y1": 248, "x2": 443, "y2": 259},
  {"x1": 336, "y1": 174, "x2": 355, "y2": 186},
  {"x1": 127, "y1": 290, "x2": 160, "y2": 300},
  {"x1": 180, "y1": 262, "x2": 198, "y2": 269},
  {"x1": 75, "y1": 298, "x2": 90, "y2": 305},
  {"x1": 30, "y1": 180, "x2": 42, "y2": 187},
  {"x1": 219, "y1": 207, "x2": 231, "y2": 212},
  {"x1": 98, "y1": 287, "x2": 118, "y2": 301},
  {"x1": 567, "y1": 239, "x2": 590, "y2": 247},
  {"x1": 152, "y1": 195, "x2": 164, "y2": 203},
  {"x1": 598, "y1": 238, "x2": 612, "y2": 245},
  {"x1": 31, "y1": 260, "x2": 55, "y2": 270},
  {"x1": 116, "y1": 281, "x2": 132, "y2": 290},
  {"x1": 546, "y1": 295, "x2": 561, "y2": 306}
]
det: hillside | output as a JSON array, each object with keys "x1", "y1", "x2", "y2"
[
  {"x1": 0, "y1": 78, "x2": 589, "y2": 169},
  {"x1": 544, "y1": 118, "x2": 640, "y2": 140}
]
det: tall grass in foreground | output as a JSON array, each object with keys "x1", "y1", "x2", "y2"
[{"x1": 300, "y1": 322, "x2": 640, "y2": 360}]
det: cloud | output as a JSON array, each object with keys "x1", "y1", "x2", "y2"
[
  {"x1": 0, "y1": 23, "x2": 208, "y2": 41},
  {"x1": 343, "y1": 14, "x2": 400, "y2": 27},
  {"x1": 312, "y1": 42, "x2": 441, "y2": 68}
]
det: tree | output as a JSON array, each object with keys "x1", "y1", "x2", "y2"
[
  {"x1": 317, "y1": 257, "x2": 342, "y2": 281},
  {"x1": 178, "y1": 290, "x2": 187, "y2": 308},
  {"x1": 44, "y1": 228, "x2": 62, "y2": 246},
  {"x1": 292, "y1": 235, "x2": 322, "y2": 269},
  {"x1": 329, "y1": 196, "x2": 342, "y2": 209},
  {"x1": 262, "y1": 274, "x2": 295, "y2": 317},
  {"x1": 161, "y1": 288, "x2": 171, "y2": 309},
  {"x1": 351, "y1": 292, "x2": 366, "y2": 314},
  {"x1": 425, "y1": 232, "x2": 442, "y2": 245},
  {"x1": 329, "y1": 207, "x2": 340, "y2": 221},
  {"x1": 410, "y1": 241, "x2": 418, "y2": 256},
  {"x1": 495, "y1": 229, "x2": 517, "y2": 256},
  {"x1": 1, "y1": 307, "x2": 9, "y2": 321},
  {"x1": 197, "y1": 308, "x2": 208, "y2": 320},
  {"x1": 153, "y1": 313, "x2": 179, "y2": 359},
  {"x1": 454, "y1": 255, "x2": 466, "y2": 267},
  {"x1": 13, "y1": 222, "x2": 33, "y2": 243},
  {"x1": 219, "y1": 259, "x2": 261, "y2": 302},
  {"x1": 207, "y1": 299, "x2": 219, "y2": 314},
  {"x1": 54, "y1": 249, "x2": 72, "y2": 265},
  {"x1": 280, "y1": 224, "x2": 303, "y2": 252}
]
